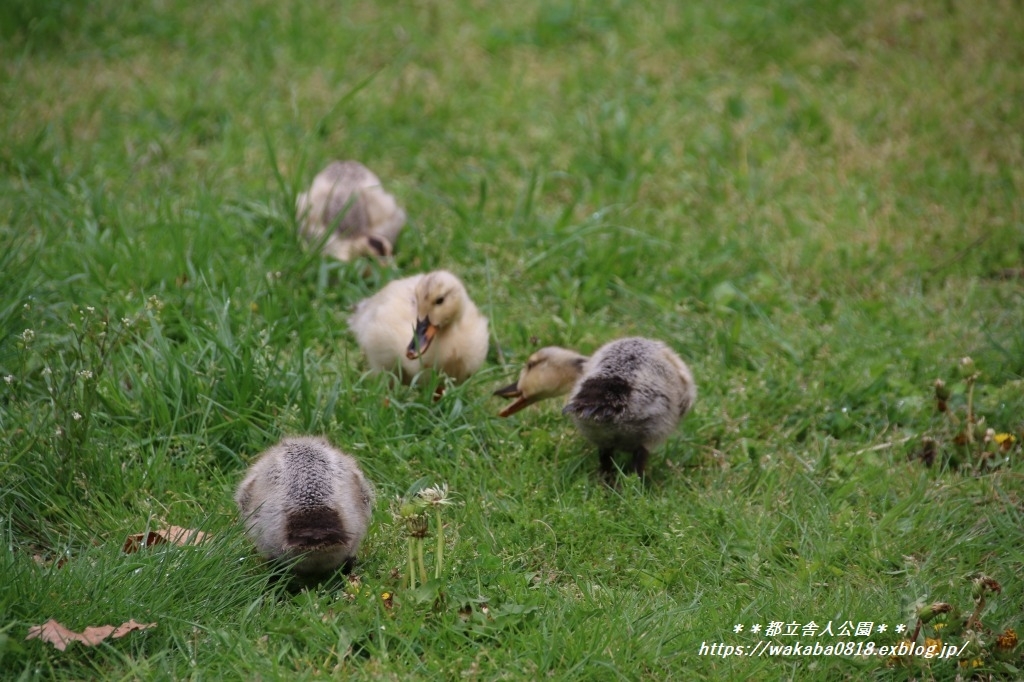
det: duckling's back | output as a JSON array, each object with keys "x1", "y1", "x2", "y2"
[
  {"x1": 564, "y1": 337, "x2": 696, "y2": 451},
  {"x1": 297, "y1": 160, "x2": 406, "y2": 251},
  {"x1": 348, "y1": 274, "x2": 424, "y2": 380},
  {"x1": 280, "y1": 440, "x2": 355, "y2": 550},
  {"x1": 235, "y1": 436, "x2": 375, "y2": 575}
]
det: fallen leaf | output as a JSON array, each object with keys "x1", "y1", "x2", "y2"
[
  {"x1": 122, "y1": 526, "x2": 208, "y2": 554},
  {"x1": 111, "y1": 619, "x2": 157, "y2": 638},
  {"x1": 26, "y1": 619, "x2": 156, "y2": 651}
]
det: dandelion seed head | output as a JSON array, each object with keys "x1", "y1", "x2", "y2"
[{"x1": 417, "y1": 483, "x2": 453, "y2": 506}]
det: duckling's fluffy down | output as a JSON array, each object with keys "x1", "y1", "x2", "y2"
[
  {"x1": 235, "y1": 436, "x2": 375, "y2": 576},
  {"x1": 563, "y1": 337, "x2": 696, "y2": 476}
]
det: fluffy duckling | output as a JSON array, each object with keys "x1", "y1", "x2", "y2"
[
  {"x1": 296, "y1": 160, "x2": 406, "y2": 261},
  {"x1": 235, "y1": 436, "x2": 375, "y2": 576},
  {"x1": 496, "y1": 338, "x2": 696, "y2": 480},
  {"x1": 348, "y1": 270, "x2": 489, "y2": 385},
  {"x1": 493, "y1": 346, "x2": 589, "y2": 417},
  {"x1": 565, "y1": 337, "x2": 696, "y2": 480}
]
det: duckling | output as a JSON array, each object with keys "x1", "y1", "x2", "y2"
[
  {"x1": 496, "y1": 338, "x2": 696, "y2": 480},
  {"x1": 564, "y1": 337, "x2": 696, "y2": 480},
  {"x1": 348, "y1": 270, "x2": 489, "y2": 385},
  {"x1": 296, "y1": 160, "x2": 406, "y2": 261},
  {"x1": 234, "y1": 436, "x2": 375, "y2": 576},
  {"x1": 493, "y1": 346, "x2": 589, "y2": 417}
]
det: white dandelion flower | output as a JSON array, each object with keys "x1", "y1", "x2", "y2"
[{"x1": 417, "y1": 483, "x2": 454, "y2": 507}]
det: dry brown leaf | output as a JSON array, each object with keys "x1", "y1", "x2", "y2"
[
  {"x1": 26, "y1": 618, "x2": 156, "y2": 651},
  {"x1": 122, "y1": 526, "x2": 208, "y2": 554}
]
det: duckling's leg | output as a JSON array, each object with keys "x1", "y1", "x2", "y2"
[
  {"x1": 630, "y1": 446, "x2": 650, "y2": 479},
  {"x1": 599, "y1": 449, "x2": 617, "y2": 483}
]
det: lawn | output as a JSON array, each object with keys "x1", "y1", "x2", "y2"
[{"x1": 2, "y1": 0, "x2": 1023, "y2": 679}]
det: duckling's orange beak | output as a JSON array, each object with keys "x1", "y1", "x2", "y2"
[
  {"x1": 493, "y1": 383, "x2": 543, "y2": 417},
  {"x1": 406, "y1": 318, "x2": 437, "y2": 360}
]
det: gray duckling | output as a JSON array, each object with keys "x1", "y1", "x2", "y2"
[
  {"x1": 496, "y1": 337, "x2": 696, "y2": 480},
  {"x1": 295, "y1": 160, "x2": 406, "y2": 261},
  {"x1": 235, "y1": 436, "x2": 375, "y2": 576}
]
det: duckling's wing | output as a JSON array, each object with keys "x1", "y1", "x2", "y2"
[
  {"x1": 364, "y1": 191, "x2": 406, "y2": 245},
  {"x1": 446, "y1": 306, "x2": 489, "y2": 382},
  {"x1": 563, "y1": 375, "x2": 633, "y2": 421}
]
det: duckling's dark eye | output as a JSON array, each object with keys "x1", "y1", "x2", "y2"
[{"x1": 434, "y1": 296, "x2": 445, "y2": 305}]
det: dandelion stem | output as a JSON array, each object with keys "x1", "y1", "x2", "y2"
[
  {"x1": 965, "y1": 375, "x2": 977, "y2": 438},
  {"x1": 434, "y1": 507, "x2": 444, "y2": 580},
  {"x1": 407, "y1": 536, "x2": 417, "y2": 590},
  {"x1": 416, "y1": 537, "x2": 428, "y2": 585}
]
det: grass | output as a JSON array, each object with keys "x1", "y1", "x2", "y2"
[{"x1": 2, "y1": 0, "x2": 1023, "y2": 678}]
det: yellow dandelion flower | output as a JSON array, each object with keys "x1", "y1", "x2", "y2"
[
  {"x1": 994, "y1": 433, "x2": 1016, "y2": 452},
  {"x1": 924, "y1": 638, "x2": 942, "y2": 656}
]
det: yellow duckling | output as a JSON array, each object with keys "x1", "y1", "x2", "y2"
[{"x1": 349, "y1": 270, "x2": 489, "y2": 385}]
